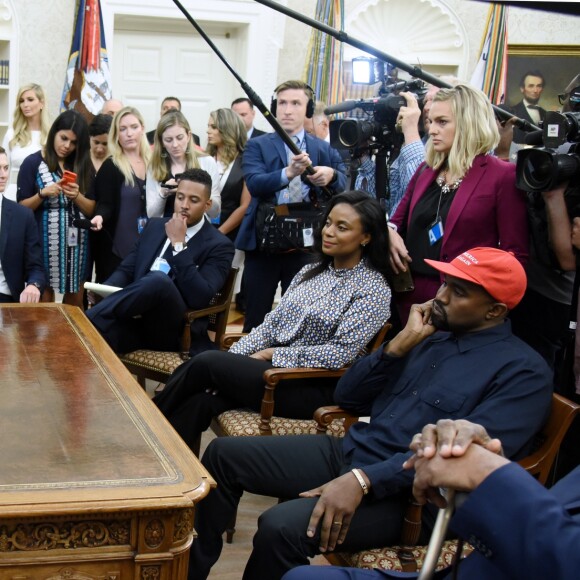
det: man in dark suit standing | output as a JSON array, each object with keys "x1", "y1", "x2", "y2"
[
  {"x1": 511, "y1": 70, "x2": 547, "y2": 144},
  {"x1": 87, "y1": 168, "x2": 234, "y2": 354},
  {"x1": 231, "y1": 97, "x2": 266, "y2": 139},
  {"x1": 0, "y1": 147, "x2": 45, "y2": 303},
  {"x1": 146, "y1": 96, "x2": 201, "y2": 146},
  {"x1": 236, "y1": 80, "x2": 347, "y2": 331}
]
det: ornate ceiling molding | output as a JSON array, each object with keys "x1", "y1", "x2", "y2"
[{"x1": 344, "y1": 0, "x2": 468, "y2": 73}]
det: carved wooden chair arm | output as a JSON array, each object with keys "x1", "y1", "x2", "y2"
[
  {"x1": 221, "y1": 332, "x2": 247, "y2": 350},
  {"x1": 313, "y1": 405, "x2": 360, "y2": 434}
]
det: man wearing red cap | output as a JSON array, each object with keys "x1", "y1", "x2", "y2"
[{"x1": 188, "y1": 248, "x2": 552, "y2": 580}]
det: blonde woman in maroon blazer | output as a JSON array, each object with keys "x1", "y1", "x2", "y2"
[{"x1": 389, "y1": 85, "x2": 529, "y2": 323}]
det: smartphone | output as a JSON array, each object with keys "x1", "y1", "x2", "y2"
[{"x1": 61, "y1": 170, "x2": 77, "y2": 185}]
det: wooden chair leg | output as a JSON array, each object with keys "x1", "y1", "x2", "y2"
[{"x1": 225, "y1": 511, "x2": 237, "y2": 544}]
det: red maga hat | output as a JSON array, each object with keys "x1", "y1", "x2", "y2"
[{"x1": 424, "y1": 247, "x2": 527, "y2": 310}]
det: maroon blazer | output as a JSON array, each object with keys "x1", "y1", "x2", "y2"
[{"x1": 391, "y1": 154, "x2": 529, "y2": 266}]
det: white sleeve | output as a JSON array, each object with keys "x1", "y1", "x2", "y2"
[
  {"x1": 199, "y1": 155, "x2": 221, "y2": 218},
  {"x1": 146, "y1": 170, "x2": 166, "y2": 217}
]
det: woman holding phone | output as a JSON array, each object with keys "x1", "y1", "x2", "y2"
[
  {"x1": 17, "y1": 110, "x2": 95, "y2": 307},
  {"x1": 146, "y1": 109, "x2": 220, "y2": 219}
]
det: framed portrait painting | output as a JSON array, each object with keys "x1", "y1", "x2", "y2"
[{"x1": 506, "y1": 44, "x2": 580, "y2": 112}]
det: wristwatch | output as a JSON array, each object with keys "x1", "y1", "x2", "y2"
[
  {"x1": 173, "y1": 242, "x2": 187, "y2": 252},
  {"x1": 28, "y1": 282, "x2": 42, "y2": 291}
]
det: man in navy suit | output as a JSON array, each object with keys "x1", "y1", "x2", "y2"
[
  {"x1": 0, "y1": 147, "x2": 45, "y2": 303},
  {"x1": 231, "y1": 97, "x2": 266, "y2": 139},
  {"x1": 87, "y1": 168, "x2": 234, "y2": 354},
  {"x1": 283, "y1": 419, "x2": 580, "y2": 580},
  {"x1": 237, "y1": 80, "x2": 347, "y2": 331}
]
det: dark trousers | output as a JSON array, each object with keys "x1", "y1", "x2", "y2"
[
  {"x1": 190, "y1": 435, "x2": 418, "y2": 580},
  {"x1": 153, "y1": 350, "x2": 338, "y2": 449},
  {"x1": 0, "y1": 293, "x2": 14, "y2": 303},
  {"x1": 510, "y1": 287, "x2": 571, "y2": 370},
  {"x1": 243, "y1": 250, "x2": 311, "y2": 332},
  {"x1": 86, "y1": 271, "x2": 186, "y2": 353}
]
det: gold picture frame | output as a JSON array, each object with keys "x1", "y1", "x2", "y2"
[{"x1": 507, "y1": 44, "x2": 580, "y2": 112}]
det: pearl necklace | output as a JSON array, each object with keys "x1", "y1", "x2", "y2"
[{"x1": 436, "y1": 170, "x2": 463, "y2": 195}]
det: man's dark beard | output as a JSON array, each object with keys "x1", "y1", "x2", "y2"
[
  {"x1": 526, "y1": 96, "x2": 541, "y2": 105},
  {"x1": 430, "y1": 300, "x2": 449, "y2": 331}
]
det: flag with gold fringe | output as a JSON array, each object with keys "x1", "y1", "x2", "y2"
[
  {"x1": 61, "y1": 0, "x2": 112, "y2": 120},
  {"x1": 304, "y1": 0, "x2": 344, "y2": 107},
  {"x1": 470, "y1": 2, "x2": 509, "y2": 104}
]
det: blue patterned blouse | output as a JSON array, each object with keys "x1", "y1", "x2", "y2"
[{"x1": 229, "y1": 259, "x2": 391, "y2": 369}]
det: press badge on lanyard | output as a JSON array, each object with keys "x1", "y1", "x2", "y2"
[
  {"x1": 151, "y1": 257, "x2": 171, "y2": 275},
  {"x1": 67, "y1": 226, "x2": 79, "y2": 247},
  {"x1": 137, "y1": 216, "x2": 148, "y2": 234},
  {"x1": 428, "y1": 218, "x2": 444, "y2": 246}
]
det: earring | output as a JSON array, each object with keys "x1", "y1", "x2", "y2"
[
  {"x1": 361, "y1": 242, "x2": 367, "y2": 247},
  {"x1": 161, "y1": 150, "x2": 168, "y2": 159}
]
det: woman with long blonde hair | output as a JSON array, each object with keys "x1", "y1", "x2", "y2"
[
  {"x1": 146, "y1": 110, "x2": 220, "y2": 219},
  {"x1": 90, "y1": 106, "x2": 151, "y2": 282},
  {"x1": 388, "y1": 84, "x2": 529, "y2": 323},
  {"x1": 2, "y1": 83, "x2": 51, "y2": 200}
]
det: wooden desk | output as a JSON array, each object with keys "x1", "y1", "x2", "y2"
[{"x1": 0, "y1": 304, "x2": 213, "y2": 580}]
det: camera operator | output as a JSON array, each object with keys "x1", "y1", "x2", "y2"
[
  {"x1": 510, "y1": 74, "x2": 580, "y2": 381},
  {"x1": 353, "y1": 92, "x2": 426, "y2": 214}
]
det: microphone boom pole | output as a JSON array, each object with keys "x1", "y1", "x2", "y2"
[
  {"x1": 171, "y1": 0, "x2": 331, "y2": 194},
  {"x1": 253, "y1": 0, "x2": 540, "y2": 131}
]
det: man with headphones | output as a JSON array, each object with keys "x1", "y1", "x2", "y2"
[{"x1": 236, "y1": 80, "x2": 347, "y2": 331}]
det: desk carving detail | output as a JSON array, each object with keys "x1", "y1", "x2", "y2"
[
  {"x1": 0, "y1": 520, "x2": 131, "y2": 552},
  {"x1": 173, "y1": 508, "x2": 194, "y2": 542},
  {"x1": 144, "y1": 519, "x2": 164, "y2": 548}
]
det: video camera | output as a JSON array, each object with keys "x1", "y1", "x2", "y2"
[
  {"x1": 325, "y1": 75, "x2": 427, "y2": 152},
  {"x1": 516, "y1": 86, "x2": 580, "y2": 192}
]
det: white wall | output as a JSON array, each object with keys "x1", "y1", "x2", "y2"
[{"x1": 12, "y1": 0, "x2": 580, "y2": 120}]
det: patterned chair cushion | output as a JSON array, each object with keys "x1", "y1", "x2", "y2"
[
  {"x1": 120, "y1": 349, "x2": 187, "y2": 375},
  {"x1": 336, "y1": 540, "x2": 474, "y2": 572},
  {"x1": 216, "y1": 409, "x2": 346, "y2": 437}
]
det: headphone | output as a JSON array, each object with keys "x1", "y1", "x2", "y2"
[{"x1": 271, "y1": 82, "x2": 315, "y2": 119}]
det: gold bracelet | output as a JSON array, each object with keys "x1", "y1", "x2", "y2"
[{"x1": 351, "y1": 468, "x2": 369, "y2": 495}]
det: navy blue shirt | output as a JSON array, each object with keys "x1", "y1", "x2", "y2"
[{"x1": 335, "y1": 320, "x2": 552, "y2": 500}]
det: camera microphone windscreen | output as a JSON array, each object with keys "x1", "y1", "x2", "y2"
[
  {"x1": 72, "y1": 218, "x2": 93, "y2": 230},
  {"x1": 324, "y1": 101, "x2": 358, "y2": 115},
  {"x1": 524, "y1": 130, "x2": 544, "y2": 146}
]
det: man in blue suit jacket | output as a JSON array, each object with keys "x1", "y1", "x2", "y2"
[
  {"x1": 283, "y1": 420, "x2": 580, "y2": 580},
  {"x1": 236, "y1": 80, "x2": 346, "y2": 331},
  {"x1": 0, "y1": 148, "x2": 45, "y2": 303},
  {"x1": 87, "y1": 168, "x2": 234, "y2": 354}
]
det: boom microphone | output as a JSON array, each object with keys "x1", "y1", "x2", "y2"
[
  {"x1": 72, "y1": 218, "x2": 93, "y2": 230},
  {"x1": 324, "y1": 101, "x2": 359, "y2": 115},
  {"x1": 524, "y1": 130, "x2": 544, "y2": 146}
]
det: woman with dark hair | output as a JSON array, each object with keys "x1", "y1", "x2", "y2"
[
  {"x1": 17, "y1": 110, "x2": 94, "y2": 307},
  {"x1": 88, "y1": 113, "x2": 112, "y2": 172},
  {"x1": 154, "y1": 190, "x2": 392, "y2": 451}
]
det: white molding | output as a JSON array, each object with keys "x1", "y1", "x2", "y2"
[
  {"x1": 101, "y1": 0, "x2": 287, "y2": 106},
  {"x1": 344, "y1": 0, "x2": 469, "y2": 78}
]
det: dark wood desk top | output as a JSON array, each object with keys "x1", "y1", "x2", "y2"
[{"x1": 0, "y1": 304, "x2": 212, "y2": 518}]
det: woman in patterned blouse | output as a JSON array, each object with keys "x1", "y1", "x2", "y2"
[{"x1": 154, "y1": 191, "x2": 392, "y2": 451}]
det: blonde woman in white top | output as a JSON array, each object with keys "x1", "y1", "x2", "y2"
[
  {"x1": 2, "y1": 84, "x2": 51, "y2": 200},
  {"x1": 146, "y1": 110, "x2": 220, "y2": 219}
]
